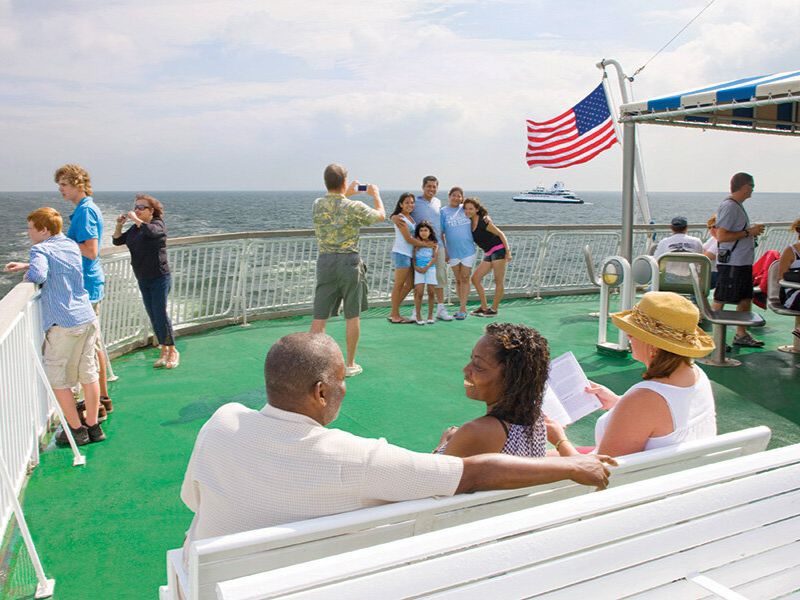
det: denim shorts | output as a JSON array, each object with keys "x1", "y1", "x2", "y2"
[
  {"x1": 483, "y1": 247, "x2": 507, "y2": 262},
  {"x1": 392, "y1": 252, "x2": 412, "y2": 268}
]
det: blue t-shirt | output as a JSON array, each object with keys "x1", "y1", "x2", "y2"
[
  {"x1": 440, "y1": 205, "x2": 475, "y2": 260},
  {"x1": 411, "y1": 197, "x2": 442, "y2": 237},
  {"x1": 67, "y1": 196, "x2": 105, "y2": 302}
]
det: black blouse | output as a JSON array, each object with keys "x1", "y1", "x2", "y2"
[
  {"x1": 112, "y1": 219, "x2": 170, "y2": 280},
  {"x1": 471, "y1": 217, "x2": 503, "y2": 252}
]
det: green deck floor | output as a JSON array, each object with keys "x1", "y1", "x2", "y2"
[{"x1": 4, "y1": 295, "x2": 800, "y2": 599}]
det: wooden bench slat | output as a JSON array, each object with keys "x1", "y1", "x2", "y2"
[
  {"x1": 624, "y1": 540, "x2": 800, "y2": 599},
  {"x1": 214, "y1": 445, "x2": 799, "y2": 600},
  {"x1": 243, "y1": 496, "x2": 800, "y2": 600},
  {"x1": 164, "y1": 427, "x2": 773, "y2": 600}
]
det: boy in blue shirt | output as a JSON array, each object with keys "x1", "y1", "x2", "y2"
[
  {"x1": 4, "y1": 208, "x2": 106, "y2": 446},
  {"x1": 55, "y1": 164, "x2": 113, "y2": 415}
]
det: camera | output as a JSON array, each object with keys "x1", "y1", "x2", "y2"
[{"x1": 357, "y1": 184, "x2": 368, "y2": 192}]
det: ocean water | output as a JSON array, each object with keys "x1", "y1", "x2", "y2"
[{"x1": 2, "y1": 189, "x2": 798, "y2": 299}]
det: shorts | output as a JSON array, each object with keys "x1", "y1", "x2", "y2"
[
  {"x1": 434, "y1": 247, "x2": 448, "y2": 289},
  {"x1": 713, "y1": 264, "x2": 753, "y2": 304},
  {"x1": 313, "y1": 253, "x2": 368, "y2": 320},
  {"x1": 392, "y1": 252, "x2": 412, "y2": 269},
  {"x1": 43, "y1": 321, "x2": 99, "y2": 389},
  {"x1": 448, "y1": 254, "x2": 476, "y2": 268},
  {"x1": 415, "y1": 266, "x2": 437, "y2": 286},
  {"x1": 483, "y1": 247, "x2": 507, "y2": 262}
]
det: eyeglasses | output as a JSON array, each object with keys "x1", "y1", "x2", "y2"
[{"x1": 133, "y1": 204, "x2": 151, "y2": 211}]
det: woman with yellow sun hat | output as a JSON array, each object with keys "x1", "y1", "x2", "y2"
[{"x1": 548, "y1": 291, "x2": 717, "y2": 458}]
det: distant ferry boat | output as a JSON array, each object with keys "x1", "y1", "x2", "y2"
[{"x1": 512, "y1": 181, "x2": 583, "y2": 204}]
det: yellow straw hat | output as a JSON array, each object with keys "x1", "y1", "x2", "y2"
[{"x1": 611, "y1": 291, "x2": 714, "y2": 358}]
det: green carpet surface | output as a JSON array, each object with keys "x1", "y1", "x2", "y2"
[{"x1": 5, "y1": 296, "x2": 800, "y2": 599}]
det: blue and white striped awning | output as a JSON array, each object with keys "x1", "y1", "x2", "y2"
[{"x1": 620, "y1": 70, "x2": 800, "y2": 135}]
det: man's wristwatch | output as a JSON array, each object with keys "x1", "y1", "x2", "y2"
[{"x1": 744, "y1": 229, "x2": 750, "y2": 237}]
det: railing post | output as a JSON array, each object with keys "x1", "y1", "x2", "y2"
[
  {"x1": 0, "y1": 456, "x2": 55, "y2": 598},
  {"x1": 27, "y1": 340, "x2": 86, "y2": 467},
  {"x1": 235, "y1": 239, "x2": 252, "y2": 327},
  {"x1": 530, "y1": 231, "x2": 551, "y2": 299}
]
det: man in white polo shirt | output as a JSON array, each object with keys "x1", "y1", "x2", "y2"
[{"x1": 180, "y1": 333, "x2": 614, "y2": 547}]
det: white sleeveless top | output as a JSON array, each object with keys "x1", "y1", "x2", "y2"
[
  {"x1": 391, "y1": 215, "x2": 415, "y2": 257},
  {"x1": 595, "y1": 366, "x2": 716, "y2": 451}
]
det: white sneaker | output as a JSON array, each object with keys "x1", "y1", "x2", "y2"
[
  {"x1": 416, "y1": 320, "x2": 426, "y2": 326},
  {"x1": 345, "y1": 364, "x2": 363, "y2": 377},
  {"x1": 436, "y1": 306, "x2": 454, "y2": 321},
  {"x1": 427, "y1": 319, "x2": 435, "y2": 324}
]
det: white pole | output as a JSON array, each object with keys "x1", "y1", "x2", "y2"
[
  {"x1": 597, "y1": 59, "x2": 653, "y2": 224},
  {"x1": 621, "y1": 121, "x2": 637, "y2": 262},
  {"x1": 0, "y1": 456, "x2": 56, "y2": 598}
]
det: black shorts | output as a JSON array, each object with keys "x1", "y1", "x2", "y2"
[
  {"x1": 483, "y1": 248, "x2": 507, "y2": 262},
  {"x1": 713, "y1": 264, "x2": 753, "y2": 304}
]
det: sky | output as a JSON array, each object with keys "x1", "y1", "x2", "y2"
[{"x1": 1, "y1": 0, "x2": 799, "y2": 192}]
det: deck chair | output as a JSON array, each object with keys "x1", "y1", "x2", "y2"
[
  {"x1": 766, "y1": 261, "x2": 800, "y2": 354},
  {"x1": 689, "y1": 264, "x2": 765, "y2": 367},
  {"x1": 656, "y1": 252, "x2": 711, "y2": 297}
]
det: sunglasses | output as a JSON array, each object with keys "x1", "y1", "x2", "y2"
[{"x1": 133, "y1": 204, "x2": 151, "y2": 211}]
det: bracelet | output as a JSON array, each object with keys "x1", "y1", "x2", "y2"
[
  {"x1": 554, "y1": 438, "x2": 569, "y2": 451},
  {"x1": 744, "y1": 229, "x2": 749, "y2": 238}
]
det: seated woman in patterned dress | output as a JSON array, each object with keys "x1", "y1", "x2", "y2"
[{"x1": 434, "y1": 322, "x2": 548, "y2": 457}]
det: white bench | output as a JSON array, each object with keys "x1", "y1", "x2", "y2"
[
  {"x1": 217, "y1": 442, "x2": 800, "y2": 600},
  {"x1": 159, "y1": 426, "x2": 771, "y2": 600}
]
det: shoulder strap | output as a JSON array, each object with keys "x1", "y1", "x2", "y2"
[{"x1": 490, "y1": 415, "x2": 510, "y2": 437}]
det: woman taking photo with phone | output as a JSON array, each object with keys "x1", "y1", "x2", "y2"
[{"x1": 112, "y1": 194, "x2": 179, "y2": 368}]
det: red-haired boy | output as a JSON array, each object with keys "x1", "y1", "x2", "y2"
[{"x1": 4, "y1": 207, "x2": 105, "y2": 445}]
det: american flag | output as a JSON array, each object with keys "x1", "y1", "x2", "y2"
[{"x1": 526, "y1": 83, "x2": 618, "y2": 169}]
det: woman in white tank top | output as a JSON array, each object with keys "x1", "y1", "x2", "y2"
[
  {"x1": 388, "y1": 193, "x2": 419, "y2": 323},
  {"x1": 548, "y1": 292, "x2": 717, "y2": 457},
  {"x1": 777, "y1": 218, "x2": 800, "y2": 328}
]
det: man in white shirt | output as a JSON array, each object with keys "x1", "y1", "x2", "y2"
[
  {"x1": 654, "y1": 216, "x2": 704, "y2": 258},
  {"x1": 181, "y1": 332, "x2": 614, "y2": 548},
  {"x1": 654, "y1": 216, "x2": 704, "y2": 282}
]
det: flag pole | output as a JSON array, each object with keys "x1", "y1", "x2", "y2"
[{"x1": 597, "y1": 59, "x2": 653, "y2": 226}]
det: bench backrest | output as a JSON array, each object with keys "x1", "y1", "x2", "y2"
[
  {"x1": 168, "y1": 427, "x2": 771, "y2": 600},
  {"x1": 217, "y1": 442, "x2": 800, "y2": 600}
]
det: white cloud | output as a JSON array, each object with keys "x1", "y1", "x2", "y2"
[{"x1": 1, "y1": 0, "x2": 799, "y2": 192}]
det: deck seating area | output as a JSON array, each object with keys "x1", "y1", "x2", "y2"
[
  {"x1": 160, "y1": 427, "x2": 772, "y2": 600},
  {"x1": 690, "y1": 264, "x2": 766, "y2": 367},
  {"x1": 214, "y1": 443, "x2": 800, "y2": 600},
  {"x1": 3, "y1": 287, "x2": 800, "y2": 599},
  {"x1": 767, "y1": 262, "x2": 800, "y2": 354}
]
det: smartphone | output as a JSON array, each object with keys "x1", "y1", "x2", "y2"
[{"x1": 357, "y1": 184, "x2": 368, "y2": 192}]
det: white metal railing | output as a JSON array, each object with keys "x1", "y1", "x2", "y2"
[{"x1": 93, "y1": 222, "x2": 795, "y2": 354}]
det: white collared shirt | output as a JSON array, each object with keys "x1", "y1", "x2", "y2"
[{"x1": 181, "y1": 403, "x2": 463, "y2": 547}]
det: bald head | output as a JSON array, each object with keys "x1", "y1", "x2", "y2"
[{"x1": 265, "y1": 332, "x2": 343, "y2": 411}]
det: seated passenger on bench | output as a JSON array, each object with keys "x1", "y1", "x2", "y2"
[
  {"x1": 548, "y1": 292, "x2": 717, "y2": 457},
  {"x1": 434, "y1": 323, "x2": 549, "y2": 458}
]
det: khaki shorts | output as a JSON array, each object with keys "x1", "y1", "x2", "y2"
[
  {"x1": 434, "y1": 247, "x2": 448, "y2": 289},
  {"x1": 313, "y1": 253, "x2": 368, "y2": 320},
  {"x1": 43, "y1": 321, "x2": 100, "y2": 389}
]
